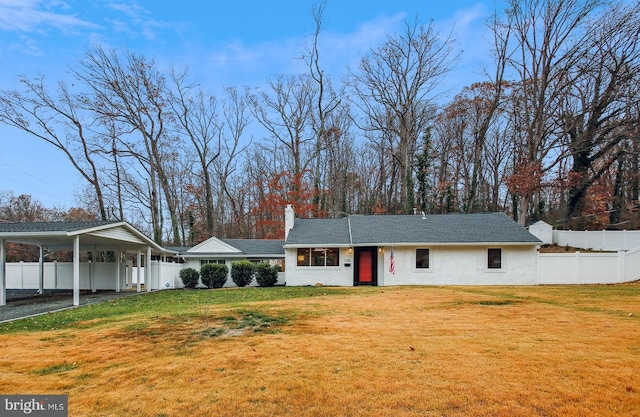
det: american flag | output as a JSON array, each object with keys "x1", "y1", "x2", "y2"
[{"x1": 389, "y1": 247, "x2": 395, "y2": 275}]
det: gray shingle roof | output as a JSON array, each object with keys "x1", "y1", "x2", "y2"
[
  {"x1": 285, "y1": 213, "x2": 540, "y2": 246},
  {"x1": 221, "y1": 239, "x2": 284, "y2": 256},
  {"x1": 285, "y1": 218, "x2": 351, "y2": 246},
  {"x1": 173, "y1": 240, "x2": 284, "y2": 257},
  {"x1": 0, "y1": 221, "x2": 118, "y2": 233}
]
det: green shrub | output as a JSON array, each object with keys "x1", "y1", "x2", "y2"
[
  {"x1": 179, "y1": 267, "x2": 200, "y2": 289},
  {"x1": 255, "y1": 262, "x2": 278, "y2": 287},
  {"x1": 231, "y1": 260, "x2": 255, "y2": 287},
  {"x1": 201, "y1": 263, "x2": 229, "y2": 288}
]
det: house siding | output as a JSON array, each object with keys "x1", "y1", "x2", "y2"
[
  {"x1": 284, "y1": 245, "x2": 538, "y2": 287},
  {"x1": 284, "y1": 247, "x2": 353, "y2": 286},
  {"x1": 380, "y1": 245, "x2": 538, "y2": 286},
  {"x1": 182, "y1": 258, "x2": 286, "y2": 288}
]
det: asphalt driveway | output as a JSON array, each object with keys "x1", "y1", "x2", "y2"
[{"x1": 0, "y1": 289, "x2": 144, "y2": 322}]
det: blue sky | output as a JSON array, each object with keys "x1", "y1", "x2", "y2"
[{"x1": 0, "y1": 0, "x2": 506, "y2": 210}]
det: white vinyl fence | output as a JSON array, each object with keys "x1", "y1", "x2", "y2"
[
  {"x1": 553, "y1": 230, "x2": 640, "y2": 251},
  {"x1": 537, "y1": 246, "x2": 640, "y2": 284},
  {"x1": 130, "y1": 261, "x2": 184, "y2": 289},
  {"x1": 5, "y1": 261, "x2": 183, "y2": 291},
  {"x1": 5, "y1": 261, "x2": 124, "y2": 291}
]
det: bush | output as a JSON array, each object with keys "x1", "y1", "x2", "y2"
[
  {"x1": 255, "y1": 262, "x2": 278, "y2": 287},
  {"x1": 179, "y1": 267, "x2": 200, "y2": 289},
  {"x1": 200, "y1": 263, "x2": 229, "y2": 288},
  {"x1": 231, "y1": 260, "x2": 255, "y2": 287}
]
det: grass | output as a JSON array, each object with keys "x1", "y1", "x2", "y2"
[{"x1": 0, "y1": 284, "x2": 639, "y2": 416}]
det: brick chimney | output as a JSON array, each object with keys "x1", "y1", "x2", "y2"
[{"x1": 285, "y1": 204, "x2": 295, "y2": 240}]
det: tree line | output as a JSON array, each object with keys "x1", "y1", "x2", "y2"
[{"x1": 1, "y1": 0, "x2": 639, "y2": 246}]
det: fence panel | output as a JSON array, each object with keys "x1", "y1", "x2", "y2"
[
  {"x1": 537, "y1": 254, "x2": 580, "y2": 284},
  {"x1": 537, "y1": 252, "x2": 630, "y2": 284},
  {"x1": 579, "y1": 253, "x2": 620, "y2": 284},
  {"x1": 624, "y1": 247, "x2": 640, "y2": 282},
  {"x1": 553, "y1": 230, "x2": 640, "y2": 250}
]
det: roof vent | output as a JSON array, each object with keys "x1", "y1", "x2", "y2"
[{"x1": 421, "y1": 211, "x2": 426, "y2": 220}]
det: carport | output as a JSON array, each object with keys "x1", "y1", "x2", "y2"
[{"x1": 0, "y1": 221, "x2": 171, "y2": 306}]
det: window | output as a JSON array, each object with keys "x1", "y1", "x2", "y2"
[
  {"x1": 297, "y1": 248, "x2": 311, "y2": 266},
  {"x1": 200, "y1": 259, "x2": 226, "y2": 266},
  {"x1": 312, "y1": 248, "x2": 326, "y2": 266},
  {"x1": 249, "y1": 259, "x2": 284, "y2": 272},
  {"x1": 415, "y1": 248, "x2": 430, "y2": 269},
  {"x1": 487, "y1": 248, "x2": 502, "y2": 269},
  {"x1": 297, "y1": 248, "x2": 339, "y2": 267},
  {"x1": 325, "y1": 248, "x2": 339, "y2": 266}
]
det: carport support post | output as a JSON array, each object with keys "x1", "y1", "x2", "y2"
[
  {"x1": 1, "y1": 239, "x2": 6, "y2": 306},
  {"x1": 39, "y1": 246, "x2": 44, "y2": 295},
  {"x1": 146, "y1": 246, "x2": 152, "y2": 292},
  {"x1": 73, "y1": 235, "x2": 80, "y2": 306},
  {"x1": 136, "y1": 250, "x2": 142, "y2": 293},
  {"x1": 90, "y1": 249, "x2": 96, "y2": 293},
  {"x1": 116, "y1": 250, "x2": 121, "y2": 293}
]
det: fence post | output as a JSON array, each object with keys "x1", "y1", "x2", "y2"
[
  {"x1": 576, "y1": 251, "x2": 581, "y2": 284},
  {"x1": 619, "y1": 250, "x2": 625, "y2": 283},
  {"x1": 622, "y1": 230, "x2": 633, "y2": 249}
]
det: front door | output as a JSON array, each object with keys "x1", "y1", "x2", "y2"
[{"x1": 354, "y1": 247, "x2": 377, "y2": 286}]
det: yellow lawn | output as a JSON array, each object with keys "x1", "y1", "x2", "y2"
[{"x1": 1, "y1": 285, "x2": 639, "y2": 416}]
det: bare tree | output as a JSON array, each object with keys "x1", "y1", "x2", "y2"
[
  {"x1": 75, "y1": 46, "x2": 180, "y2": 244},
  {"x1": 169, "y1": 70, "x2": 222, "y2": 237},
  {"x1": 498, "y1": 0, "x2": 602, "y2": 225},
  {"x1": 349, "y1": 18, "x2": 458, "y2": 213},
  {"x1": 303, "y1": 1, "x2": 344, "y2": 216},
  {"x1": 248, "y1": 74, "x2": 316, "y2": 212},
  {"x1": 0, "y1": 76, "x2": 108, "y2": 220},
  {"x1": 214, "y1": 86, "x2": 251, "y2": 236},
  {"x1": 560, "y1": 3, "x2": 640, "y2": 227}
]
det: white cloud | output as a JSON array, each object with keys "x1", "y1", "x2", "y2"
[
  {"x1": 192, "y1": 12, "x2": 406, "y2": 89},
  {"x1": 105, "y1": 1, "x2": 171, "y2": 41},
  {"x1": 0, "y1": 0, "x2": 99, "y2": 32}
]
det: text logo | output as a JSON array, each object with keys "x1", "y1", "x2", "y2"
[{"x1": 1, "y1": 395, "x2": 67, "y2": 416}]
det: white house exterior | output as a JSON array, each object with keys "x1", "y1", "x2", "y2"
[
  {"x1": 283, "y1": 205, "x2": 542, "y2": 286},
  {"x1": 174, "y1": 237, "x2": 285, "y2": 287},
  {"x1": 5, "y1": 214, "x2": 637, "y2": 299}
]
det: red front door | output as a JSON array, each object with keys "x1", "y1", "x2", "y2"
[{"x1": 358, "y1": 250, "x2": 373, "y2": 283}]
